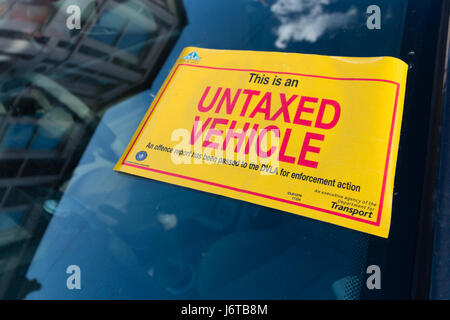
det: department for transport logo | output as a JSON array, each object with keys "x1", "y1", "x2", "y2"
[
  {"x1": 181, "y1": 51, "x2": 200, "y2": 61},
  {"x1": 136, "y1": 151, "x2": 147, "y2": 161}
]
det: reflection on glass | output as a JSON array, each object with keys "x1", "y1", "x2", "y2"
[
  {"x1": 270, "y1": 0, "x2": 358, "y2": 48},
  {"x1": 0, "y1": 0, "x2": 185, "y2": 299}
]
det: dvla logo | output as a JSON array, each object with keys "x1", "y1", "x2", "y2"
[
  {"x1": 182, "y1": 51, "x2": 200, "y2": 61},
  {"x1": 136, "y1": 151, "x2": 147, "y2": 161}
]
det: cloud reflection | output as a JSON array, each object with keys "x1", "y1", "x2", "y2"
[{"x1": 270, "y1": 0, "x2": 357, "y2": 49}]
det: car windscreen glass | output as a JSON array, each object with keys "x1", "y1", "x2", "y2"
[{"x1": 0, "y1": 0, "x2": 443, "y2": 299}]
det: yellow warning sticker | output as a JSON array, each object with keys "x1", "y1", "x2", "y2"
[{"x1": 114, "y1": 47, "x2": 408, "y2": 238}]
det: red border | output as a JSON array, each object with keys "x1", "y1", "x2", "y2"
[{"x1": 122, "y1": 63, "x2": 401, "y2": 227}]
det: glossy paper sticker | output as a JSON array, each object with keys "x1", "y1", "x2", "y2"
[{"x1": 115, "y1": 47, "x2": 408, "y2": 238}]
